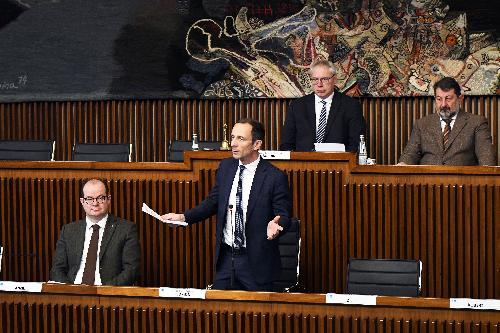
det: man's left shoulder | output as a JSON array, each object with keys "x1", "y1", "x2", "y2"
[
  {"x1": 457, "y1": 112, "x2": 490, "y2": 130},
  {"x1": 108, "y1": 215, "x2": 136, "y2": 229},
  {"x1": 463, "y1": 112, "x2": 488, "y2": 123},
  {"x1": 259, "y1": 159, "x2": 287, "y2": 176},
  {"x1": 335, "y1": 91, "x2": 361, "y2": 110}
]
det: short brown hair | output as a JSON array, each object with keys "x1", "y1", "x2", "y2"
[{"x1": 236, "y1": 118, "x2": 265, "y2": 142}]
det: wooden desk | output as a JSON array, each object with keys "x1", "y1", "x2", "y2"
[
  {"x1": 1, "y1": 285, "x2": 498, "y2": 332},
  {"x1": 0, "y1": 153, "x2": 498, "y2": 298}
]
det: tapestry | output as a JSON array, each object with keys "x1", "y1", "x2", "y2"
[{"x1": 0, "y1": 0, "x2": 498, "y2": 101}]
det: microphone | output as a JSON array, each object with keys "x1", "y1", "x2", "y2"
[{"x1": 228, "y1": 204, "x2": 235, "y2": 288}]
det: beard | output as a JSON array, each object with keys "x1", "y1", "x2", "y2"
[{"x1": 438, "y1": 106, "x2": 458, "y2": 120}]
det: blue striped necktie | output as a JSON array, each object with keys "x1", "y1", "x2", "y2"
[{"x1": 316, "y1": 100, "x2": 327, "y2": 143}]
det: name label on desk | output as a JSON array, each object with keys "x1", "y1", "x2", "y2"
[
  {"x1": 0, "y1": 281, "x2": 43, "y2": 293},
  {"x1": 159, "y1": 287, "x2": 206, "y2": 299},
  {"x1": 450, "y1": 298, "x2": 500, "y2": 310},
  {"x1": 326, "y1": 293, "x2": 376, "y2": 305},
  {"x1": 259, "y1": 150, "x2": 290, "y2": 160}
]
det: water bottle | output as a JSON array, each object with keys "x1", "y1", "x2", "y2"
[
  {"x1": 358, "y1": 135, "x2": 367, "y2": 165},
  {"x1": 192, "y1": 133, "x2": 199, "y2": 151}
]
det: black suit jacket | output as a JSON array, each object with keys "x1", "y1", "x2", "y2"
[
  {"x1": 50, "y1": 214, "x2": 141, "y2": 286},
  {"x1": 184, "y1": 157, "x2": 292, "y2": 284},
  {"x1": 280, "y1": 91, "x2": 366, "y2": 152}
]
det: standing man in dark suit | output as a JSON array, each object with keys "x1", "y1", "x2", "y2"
[
  {"x1": 399, "y1": 77, "x2": 496, "y2": 165},
  {"x1": 161, "y1": 118, "x2": 292, "y2": 291},
  {"x1": 280, "y1": 59, "x2": 366, "y2": 152},
  {"x1": 50, "y1": 179, "x2": 141, "y2": 285}
]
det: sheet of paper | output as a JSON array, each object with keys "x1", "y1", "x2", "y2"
[
  {"x1": 326, "y1": 293, "x2": 377, "y2": 305},
  {"x1": 314, "y1": 143, "x2": 346, "y2": 152},
  {"x1": 159, "y1": 287, "x2": 206, "y2": 299},
  {"x1": 259, "y1": 150, "x2": 291, "y2": 160},
  {"x1": 0, "y1": 281, "x2": 43, "y2": 293},
  {"x1": 450, "y1": 298, "x2": 500, "y2": 310},
  {"x1": 142, "y1": 203, "x2": 188, "y2": 226}
]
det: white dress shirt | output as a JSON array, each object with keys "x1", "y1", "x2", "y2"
[
  {"x1": 73, "y1": 215, "x2": 108, "y2": 285},
  {"x1": 315, "y1": 92, "x2": 334, "y2": 129},
  {"x1": 223, "y1": 157, "x2": 260, "y2": 247},
  {"x1": 440, "y1": 113, "x2": 458, "y2": 131}
]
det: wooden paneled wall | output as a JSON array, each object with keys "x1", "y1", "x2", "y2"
[
  {"x1": 1, "y1": 290, "x2": 499, "y2": 333},
  {"x1": 0, "y1": 96, "x2": 498, "y2": 164},
  {"x1": 2, "y1": 304, "x2": 499, "y2": 333},
  {"x1": 1, "y1": 161, "x2": 498, "y2": 299}
]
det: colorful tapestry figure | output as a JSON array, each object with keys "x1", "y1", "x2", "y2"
[{"x1": 185, "y1": 0, "x2": 500, "y2": 97}]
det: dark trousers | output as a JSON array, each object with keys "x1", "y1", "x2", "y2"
[{"x1": 212, "y1": 244, "x2": 273, "y2": 291}]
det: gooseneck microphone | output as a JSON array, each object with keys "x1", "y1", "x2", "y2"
[{"x1": 228, "y1": 204, "x2": 235, "y2": 288}]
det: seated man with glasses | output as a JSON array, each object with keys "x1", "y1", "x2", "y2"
[
  {"x1": 280, "y1": 59, "x2": 366, "y2": 152},
  {"x1": 50, "y1": 179, "x2": 141, "y2": 286}
]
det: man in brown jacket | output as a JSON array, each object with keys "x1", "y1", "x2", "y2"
[{"x1": 399, "y1": 77, "x2": 496, "y2": 166}]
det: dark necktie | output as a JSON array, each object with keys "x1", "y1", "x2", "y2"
[
  {"x1": 442, "y1": 118, "x2": 452, "y2": 147},
  {"x1": 234, "y1": 165, "x2": 245, "y2": 249},
  {"x1": 81, "y1": 224, "x2": 100, "y2": 285},
  {"x1": 316, "y1": 100, "x2": 327, "y2": 143}
]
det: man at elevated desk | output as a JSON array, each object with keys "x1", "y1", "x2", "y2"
[
  {"x1": 50, "y1": 179, "x2": 141, "y2": 285},
  {"x1": 161, "y1": 118, "x2": 292, "y2": 291},
  {"x1": 399, "y1": 77, "x2": 497, "y2": 166},
  {"x1": 280, "y1": 58, "x2": 366, "y2": 152}
]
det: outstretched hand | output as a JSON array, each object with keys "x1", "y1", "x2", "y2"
[
  {"x1": 267, "y1": 215, "x2": 283, "y2": 240},
  {"x1": 159, "y1": 213, "x2": 185, "y2": 227}
]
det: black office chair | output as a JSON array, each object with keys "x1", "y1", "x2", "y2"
[
  {"x1": 274, "y1": 218, "x2": 301, "y2": 292},
  {"x1": 72, "y1": 143, "x2": 131, "y2": 162},
  {"x1": 0, "y1": 139, "x2": 55, "y2": 161},
  {"x1": 168, "y1": 140, "x2": 220, "y2": 162},
  {"x1": 346, "y1": 258, "x2": 421, "y2": 297}
]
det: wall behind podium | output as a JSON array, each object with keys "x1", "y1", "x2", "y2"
[{"x1": 0, "y1": 96, "x2": 498, "y2": 165}]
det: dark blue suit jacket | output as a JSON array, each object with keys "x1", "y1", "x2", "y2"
[
  {"x1": 184, "y1": 157, "x2": 292, "y2": 284},
  {"x1": 280, "y1": 91, "x2": 366, "y2": 152}
]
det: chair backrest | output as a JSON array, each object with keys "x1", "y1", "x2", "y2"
[
  {"x1": 72, "y1": 143, "x2": 131, "y2": 162},
  {"x1": 0, "y1": 140, "x2": 55, "y2": 161},
  {"x1": 274, "y1": 218, "x2": 301, "y2": 292},
  {"x1": 346, "y1": 258, "x2": 421, "y2": 297},
  {"x1": 168, "y1": 140, "x2": 220, "y2": 162}
]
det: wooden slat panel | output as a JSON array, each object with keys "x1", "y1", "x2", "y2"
[
  {"x1": 1, "y1": 97, "x2": 498, "y2": 164},
  {"x1": 342, "y1": 183, "x2": 498, "y2": 299},
  {"x1": 1, "y1": 175, "x2": 497, "y2": 299},
  {"x1": 9, "y1": 298, "x2": 498, "y2": 333}
]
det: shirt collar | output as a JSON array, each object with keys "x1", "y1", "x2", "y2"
[
  {"x1": 86, "y1": 214, "x2": 108, "y2": 230},
  {"x1": 239, "y1": 155, "x2": 260, "y2": 173},
  {"x1": 440, "y1": 112, "x2": 458, "y2": 123},
  {"x1": 315, "y1": 91, "x2": 334, "y2": 104}
]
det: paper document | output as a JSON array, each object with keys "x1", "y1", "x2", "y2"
[
  {"x1": 159, "y1": 287, "x2": 206, "y2": 299},
  {"x1": 314, "y1": 143, "x2": 345, "y2": 152},
  {"x1": 142, "y1": 203, "x2": 188, "y2": 226},
  {"x1": 0, "y1": 281, "x2": 43, "y2": 293},
  {"x1": 326, "y1": 293, "x2": 376, "y2": 305}
]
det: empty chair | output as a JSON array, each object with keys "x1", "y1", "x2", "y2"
[
  {"x1": 0, "y1": 139, "x2": 55, "y2": 161},
  {"x1": 168, "y1": 140, "x2": 220, "y2": 162},
  {"x1": 72, "y1": 143, "x2": 131, "y2": 162},
  {"x1": 346, "y1": 258, "x2": 421, "y2": 297},
  {"x1": 274, "y1": 218, "x2": 301, "y2": 292}
]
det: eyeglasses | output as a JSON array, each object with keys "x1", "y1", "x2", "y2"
[
  {"x1": 82, "y1": 195, "x2": 109, "y2": 204},
  {"x1": 310, "y1": 74, "x2": 335, "y2": 85}
]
